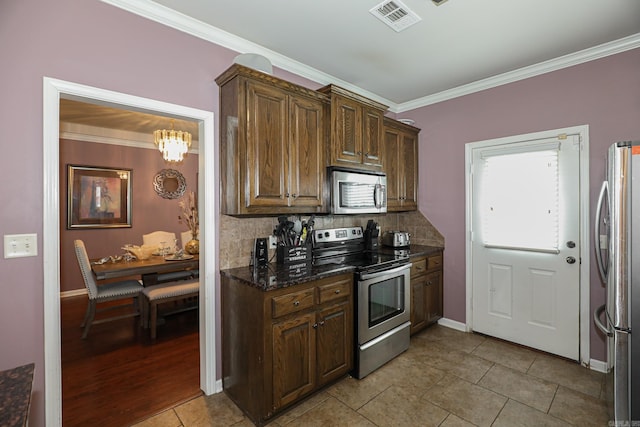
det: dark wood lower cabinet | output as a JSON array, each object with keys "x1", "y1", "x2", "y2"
[
  {"x1": 410, "y1": 251, "x2": 444, "y2": 336},
  {"x1": 222, "y1": 273, "x2": 353, "y2": 425}
]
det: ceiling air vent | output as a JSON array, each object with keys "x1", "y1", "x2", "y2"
[{"x1": 369, "y1": 0, "x2": 422, "y2": 32}]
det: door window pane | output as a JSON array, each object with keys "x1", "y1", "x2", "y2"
[{"x1": 481, "y1": 148, "x2": 559, "y2": 252}]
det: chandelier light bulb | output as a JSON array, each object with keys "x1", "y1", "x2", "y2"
[{"x1": 153, "y1": 120, "x2": 192, "y2": 163}]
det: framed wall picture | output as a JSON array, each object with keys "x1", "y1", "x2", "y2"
[{"x1": 67, "y1": 165, "x2": 132, "y2": 229}]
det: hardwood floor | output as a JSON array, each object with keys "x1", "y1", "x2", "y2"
[{"x1": 61, "y1": 295, "x2": 201, "y2": 426}]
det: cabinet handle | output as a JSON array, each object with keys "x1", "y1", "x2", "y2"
[
  {"x1": 334, "y1": 289, "x2": 341, "y2": 294},
  {"x1": 292, "y1": 193, "x2": 297, "y2": 198},
  {"x1": 319, "y1": 320, "x2": 325, "y2": 326},
  {"x1": 293, "y1": 301, "x2": 300, "y2": 306},
  {"x1": 313, "y1": 323, "x2": 318, "y2": 329},
  {"x1": 285, "y1": 192, "x2": 290, "y2": 198},
  {"x1": 427, "y1": 281, "x2": 432, "y2": 285}
]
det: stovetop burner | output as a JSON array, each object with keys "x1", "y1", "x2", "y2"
[{"x1": 312, "y1": 226, "x2": 410, "y2": 273}]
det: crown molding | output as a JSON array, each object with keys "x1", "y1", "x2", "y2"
[
  {"x1": 100, "y1": 0, "x2": 640, "y2": 113},
  {"x1": 395, "y1": 33, "x2": 640, "y2": 112},
  {"x1": 60, "y1": 122, "x2": 199, "y2": 153}
]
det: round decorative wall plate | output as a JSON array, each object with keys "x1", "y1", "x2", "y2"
[{"x1": 153, "y1": 169, "x2": 187, "y2": 199}]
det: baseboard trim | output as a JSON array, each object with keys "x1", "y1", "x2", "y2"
[
  {"x1": 589, "y1": 358, "x2": 608, "y2": 373},
  {"x1": 61, "y1": 288, "x2": 87, "y2": 298},
  {"x1": 437, "y1": 317, "x2": 467, "y2": 332}
]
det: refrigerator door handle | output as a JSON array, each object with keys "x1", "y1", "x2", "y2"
[
  {"x1": 595, "y1": 180, "x2": 609, "y2": 282},
  {"x1": 594, "y1": 304, "x2": 613, "y2": 337}
]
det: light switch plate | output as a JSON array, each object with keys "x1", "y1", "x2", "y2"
[{"x1": 4, "y1": 233, "x2": 38, "y2": 258}]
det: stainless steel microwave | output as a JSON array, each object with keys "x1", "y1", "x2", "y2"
[{"x1": 330, "y1": 168, "x2": 387, "y2": 214}]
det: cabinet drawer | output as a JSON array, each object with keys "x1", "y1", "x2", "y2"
[
  {"x1": 272, "y1": 288, "x2": 315, "y2": 318},
  {"x1": 427, "y1": 254, "x2": 443, "y2": 270},
  {"x1": 317, "y1": 278, "x2": 352, "y2": 304},
  {"x1": 411, "y1": 258, "x2": 428, "y2": 277}
]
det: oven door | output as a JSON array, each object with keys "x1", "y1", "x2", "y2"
[{"x1": 357, "y1": 263, "x2": 411, "y2": 344}]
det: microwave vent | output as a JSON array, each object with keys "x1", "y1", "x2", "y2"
[{"x1": 369, "y1": 0, "x2": 422, "y2": 33}]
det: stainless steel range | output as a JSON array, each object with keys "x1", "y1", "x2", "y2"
[{"x1": 313, "y1": 226, "x2": 412, "y2": 379}]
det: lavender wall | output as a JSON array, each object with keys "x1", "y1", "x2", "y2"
[
  {"x1": 1, "y1": 0, "x2": 638, "y2": 424},
  {"x1": 59, "y1": 139, "x2": 198, "y2": 292},
  {"x1": 409, "y1": 48, "x2": 640, "y2": 361}
]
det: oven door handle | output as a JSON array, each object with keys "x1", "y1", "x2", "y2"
[{"x1": 359, "y1": 263, "x2": 412, "y2": 281}]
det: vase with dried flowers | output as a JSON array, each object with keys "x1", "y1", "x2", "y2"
[{"x1": 179, "y1": 191, "x2": 199, "y2": 254}]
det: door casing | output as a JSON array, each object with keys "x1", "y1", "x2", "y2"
[
  {"x1": 43, "y1": 77, "x2": 220, "y2": 425},
  {"x1": 464, "y1": 125, "x2": 591, "y2": 366}
]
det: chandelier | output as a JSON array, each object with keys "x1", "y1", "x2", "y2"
[{"x1": 153, "y1": 120, "x2": 192, "y2": 162}]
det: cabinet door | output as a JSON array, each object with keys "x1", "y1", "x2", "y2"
[
  {"x1": 362, "y1": 107, "x2": 384, "y2": 169},
  {"x1": 425, "y1": 270, "x2": 443, "y2": 324},
  {"x1": 410, "y1": 277, "x2": 428, "y2": 335},
  {"x1": 332, "y1": 96, "x2": 362, "y2": 166},
  {"x1": 384, "y1": 127, "x2": 402, "y2": 209},
  {"x1": 317, "y1": 300, "x2": 352, "y2": 386},
  {"x1": 289, "y1": 95, "x2": 325, "y2": 208},
  {"x1": 272, "y1": 312, "x2": 316, "y2": 409},
  {"x1": 246, "y1": 81, "x2": 289, "y2": 208},
  {"x1": 400, "y1": 132, "x2": 418, "y2": 210}
]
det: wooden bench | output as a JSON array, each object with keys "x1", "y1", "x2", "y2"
[{"x1": 141, "y1": 280, "x2": 199, "y2": 339}]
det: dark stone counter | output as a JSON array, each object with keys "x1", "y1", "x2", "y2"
[
  {"x1": 0, "y1": 363, "x2": 34, "y2": 427},
  {"x1": 220, "y1": 245, "x2": 443, "y2": 291}
]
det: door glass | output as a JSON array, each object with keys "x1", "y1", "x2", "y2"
[
  {"x1": 480, "y1": 145, "x2": 559, "y2": 253},
  {"x1": 368, "y1": 276, "x2": 405, "y2": 327}
]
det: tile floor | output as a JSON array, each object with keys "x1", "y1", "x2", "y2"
[{"x1": 132, "y1": 325, "x2": 609, "y2": 427}]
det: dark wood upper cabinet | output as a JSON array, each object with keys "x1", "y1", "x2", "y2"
[
  {"x1": 216, "y1": 64, "x2": 328, "y2": 215},
  {"x1": 318, "y1": 85, "x2": 387, "y2": 171},
  {"x1": 383, "y1": 118, "x2": 419, "y2": 211}
]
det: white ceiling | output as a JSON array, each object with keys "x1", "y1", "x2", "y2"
[
  {"x1": 63, "y1": 0, "x2": 640, "y2": 139},
  {"x1": 125, "y1": 0, "x2": 640, "y2": 110}
]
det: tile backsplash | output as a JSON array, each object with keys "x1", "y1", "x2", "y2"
[{"x1": 219, "y1": 211, "x2": 444, "y2": 269}]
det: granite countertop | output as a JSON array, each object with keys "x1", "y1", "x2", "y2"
[
  {"x1": 0, "y1": 363, "x2": 35, "y2": 427},
  {"x1": 220, "y1": 244, "x2": 443, "y2": 291}
]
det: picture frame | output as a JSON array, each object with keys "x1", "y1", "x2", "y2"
[{"x1": 67, "y1": 165, "x2": 132, "y2": 229}]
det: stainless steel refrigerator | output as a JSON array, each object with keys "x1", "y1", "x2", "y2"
[{"x1": 595, "y1": 141, "x2": 640, "y2": 424}]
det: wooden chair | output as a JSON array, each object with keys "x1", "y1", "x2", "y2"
[
  {"x1": 74, "y1": 240, "x2": 143, "y2": 339},
  {"x1": 141, "y1": 279, "x2": 199, "y2": 339}
]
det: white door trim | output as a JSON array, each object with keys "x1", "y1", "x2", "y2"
[
  {"x1": 465, "y1": 125, "x2": 590, "y2": 365},
  {"x1": 43, "y1": 77, "x2": 219, "y2": 425}
]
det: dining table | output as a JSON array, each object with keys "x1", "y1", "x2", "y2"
[{"x1": 91, "y1": 254, "x2": 199, "y2": 286}]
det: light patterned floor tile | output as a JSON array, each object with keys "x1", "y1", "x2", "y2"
[
  {"x1": 358, "y1": 385, "x2": 449, "y2": 427},
  {"x1": 548, "y1": 386, "x2": 609, "y2": 427},
  {"x1": 493, "y1": 399, "x2": 571, "y2": 427},
  {"x1": 478, "y1": 364, "x2": 558, "y2": 412},
  {"x1": 423, "y1": 375, "x2": 507, "y2": 427},
  {"x1": 282, "y1": 396, "x2": 375, "y2": 427},
  {"x1": 528, "y1": 354, "x2": 604, "y2": 398},
  {"x1": 130, "y1": 409, "x2": 183, "y2": 427},
  {"x1": 174, "y1": 393, "x2": 245, "y2": 426},
  {"x1": 471, "y1": 338, "x2": 537, "y2": 372}
]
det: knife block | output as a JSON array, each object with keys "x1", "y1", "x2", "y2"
[{"x1": 364, "y1": 229, "x2": 379, "y2": 251}]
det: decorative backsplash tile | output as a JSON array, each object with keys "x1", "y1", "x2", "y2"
[{"x1": 218, "y1": 212, "x2": 444, "y2": 269}]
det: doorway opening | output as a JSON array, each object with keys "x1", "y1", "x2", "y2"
[
  {"x1": 465, "y1": 125, "x2": 591, "y2": 365},
  {"x1": 43, "y1": 78, "x2": 219, "y2": 425}
]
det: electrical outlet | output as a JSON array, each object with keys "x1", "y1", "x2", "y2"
[
  {"x1": 4, "y1": 233, "x2": 38, "y2": 258},
  {"x1": 268, "y1": 235, "x2": 278, "y2": 249}
]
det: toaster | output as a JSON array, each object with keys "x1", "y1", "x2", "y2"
[{"x1": 382, "y1": 231, "x2": 411, "y2": 248}]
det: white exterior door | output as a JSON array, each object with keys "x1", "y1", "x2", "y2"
[{"x1": 469, "y1": 133, "x2": 581, "y2": 360}]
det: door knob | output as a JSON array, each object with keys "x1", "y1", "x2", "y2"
[
  {"x1": 566, "y1": 256, "x2": 576, "y2": 264},
  {"x1": 566, "y1": 241, "x2": 576, "y2": 248}
]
